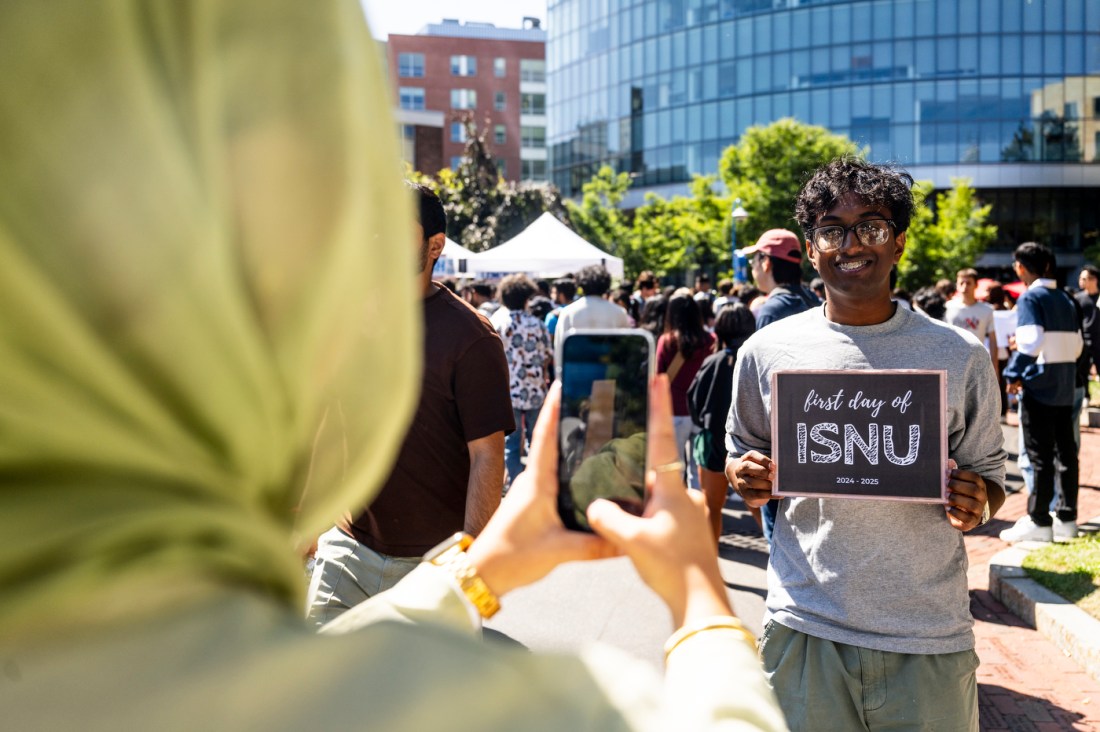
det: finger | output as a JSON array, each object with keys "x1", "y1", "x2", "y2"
[
  {"x1": 944, "y1": 505, "x2": 978, "y2": 528},
  {"x1": 738, "y1": 463, "x2": 774, "y2": 481},
  {"x1": 587, "y1": 498, "x2": 643, "y2": 549},
  {"x1": 947, "y1": 491, "x2": 982, "y2": 516},
  {"x1": 646, "y1": 375, "x2": 683, "y2": 496},
  {"x1": 743, "y1": 451, "x2": 774, "y2": 469},
  {"x1": 555, "y1": 530, "x2": 621, "y2": 561},
  {"x1": 647, "y1": 374, "x2": 678, "y2": 464},
  {"x1": 526, "y1": 382, "x2": 561, "y2": 490}
]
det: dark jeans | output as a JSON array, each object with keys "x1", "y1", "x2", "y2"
[
  {"x1": 1020, "y1": 393, "x2": 1078, "y2": 525},
  {"x1": 762, "y1": 498, "x2": 779, "y2": 546}
]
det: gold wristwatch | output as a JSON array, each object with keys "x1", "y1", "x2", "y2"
[{"x1": 424, "y1": 532, "x2": 501, "y2": 619}]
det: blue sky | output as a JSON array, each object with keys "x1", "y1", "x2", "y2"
[{"x1": 360, "y1": 0, "x2": 548, "y2": 38}]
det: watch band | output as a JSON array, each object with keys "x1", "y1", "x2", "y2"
[{"x1": 424, "y1": 532, "x2": 501, "y2": 619}]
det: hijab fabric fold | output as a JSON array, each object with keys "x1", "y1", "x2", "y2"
[{"x1": 0, "y1": 0, "x2": 419, "y2": 639}]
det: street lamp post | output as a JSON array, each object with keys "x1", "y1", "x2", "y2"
[{"x1": 730, "y1": 198, "x2": 749, "y2": 282}]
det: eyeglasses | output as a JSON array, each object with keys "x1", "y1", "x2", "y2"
[{"x1": 808, "y1": 218, "x2": 895, "y2": 252}]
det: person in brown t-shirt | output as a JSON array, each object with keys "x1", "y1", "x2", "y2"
[{"x1": 306, "y1": 186, "x2": 513, "y2": 626}]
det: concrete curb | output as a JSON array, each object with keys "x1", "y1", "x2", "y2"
[{"x1": 988, "y1": 523, "x2": 1100, "y2": 684}]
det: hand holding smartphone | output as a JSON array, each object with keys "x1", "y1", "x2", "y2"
[{"x1": 556, "y1": 329, "x2": 655, "y2": 532}]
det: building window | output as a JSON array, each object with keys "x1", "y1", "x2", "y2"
[
  {"x1": 398, "y1": 53, "x2": 424, "y2": 78},
  {"x1": 450, "y1": 55, "x2": 477, "y2": 77},
  {"x1": 1093, "y1": 96, "x2": 1100, "y2": 117},
  {"x1": 520, "y1": 93, "x2": 546, "y2": 115},
  {"x1": 451, "y1": 122, "x2": 467, "y2": 143},
  {"x1": 398, "y1": 87, "x2": 425, "y2": 111},
  {"x1": 521, "y1": 159, "x2": 547, "y2": 180},
  {"x1": 520, "y1": 126, "x2": 546, "y2": 148},
  {"x1": 520, "y1": 59, "x2": 545, "y2": 82},
  {"x1": 451, "y1": 89, "x2": 477, "y2": 110},
  {"x1": 494, "y1": 124, "x2": 506, "y2": 144},
  {"x1": 496, "y1": 159, "x2": 507, "y2": 176},
  {"x1": 450, "y1": 155, "x2": 465, "y2": 170},
  {"x1": 494, "y1": 58, "x2": 506, "y2": 77},
  {"x1": 495, "y1": 91, "x2": 506, "y2": 111}
]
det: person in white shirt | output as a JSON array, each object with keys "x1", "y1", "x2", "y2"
[
  {"x1": 945, "y1": 267, "x2": 997, "y2": 374},
  {"x1": 554, "y1": 264, "x2": 631, "y2": 350}
]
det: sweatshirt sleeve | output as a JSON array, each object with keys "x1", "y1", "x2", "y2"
[
  {"x1": 726, "y1": 345, "x2": 773, "y2": 458},
  {"x1": 952, "y1": 344, "x2": 1008, "y2": 487},
  {"x1": 318, "y1": 563, "x2": 480, "y2": 637}
]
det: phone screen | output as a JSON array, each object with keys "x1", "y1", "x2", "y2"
[{"x1": 557, "y1": 330, "x2": 653, "y2": 532}]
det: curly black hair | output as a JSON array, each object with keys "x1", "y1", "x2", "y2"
[
  {"x1": 794, "y1": 158, "x2": 915, "y2": 236},
  {"x1": 575, "y1": 265, "x2": 612, "y2": 297}
]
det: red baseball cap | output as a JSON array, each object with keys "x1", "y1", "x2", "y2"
[{"x1": 739, "y1": 229, "x2": 802, "y2": 263}]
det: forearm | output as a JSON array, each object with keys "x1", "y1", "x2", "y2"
[
  {"x1": 985, "y1": 477, "x2": 1006, "y2": 518},
  {"x1": 465, "y1": 441, "x2": 504, "y2": 535}
]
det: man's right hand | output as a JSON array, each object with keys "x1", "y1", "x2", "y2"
[{"x1": 726, "y1": 451, "x2": 775, "y2": 508}]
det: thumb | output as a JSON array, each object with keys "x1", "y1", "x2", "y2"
[{"x1": 586, "y1": 498, "x2": 641, "y2": 550}]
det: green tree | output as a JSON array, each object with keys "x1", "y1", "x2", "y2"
[
  {"x1": 897, "y1": 178, "x2": 997, "y2": 290},
  {"x1": 411, "y1": 114, "x2": 567, "y2": 252},
  {"x1": 629, "y1": 175, "x2": 731, "y2": 279},
  {"x1": 719, "y1": 118, "x2": 861, "y2": 248},
  {"x1": 563, "y1": 165, "x2": 633, "y2": 262}
]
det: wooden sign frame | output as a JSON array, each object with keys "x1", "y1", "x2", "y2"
[{"x1": 770, "y1": 369, "x2": 947, "y2": 503}]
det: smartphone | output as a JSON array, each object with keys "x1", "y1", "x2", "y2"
[{"x1": 556, "y1": 329, "x2": 654, "y2": 532}]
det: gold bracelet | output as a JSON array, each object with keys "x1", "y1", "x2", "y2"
[{"x1": 663, "y1": 615, "x2": 757, "y2": 664}]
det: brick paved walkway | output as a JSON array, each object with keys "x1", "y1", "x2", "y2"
[{"x1": 966, "y1": 418, "x2": 1100, "y2": 731}]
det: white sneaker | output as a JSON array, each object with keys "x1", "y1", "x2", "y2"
[
  {"x1": 1052, "y1": 519, "x2": 1078, "y2": 541},
  {"x1": 999, "y1": 516, "x2": 1053, "y2": 544}
]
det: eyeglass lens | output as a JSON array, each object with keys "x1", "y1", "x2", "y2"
[{"x1": 813, "y1": 220, "x2": 891, "y2": 251}]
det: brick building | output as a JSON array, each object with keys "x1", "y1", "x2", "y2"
[{"x1": 386, "y1": 18, "x2": 547, "y2": 182}]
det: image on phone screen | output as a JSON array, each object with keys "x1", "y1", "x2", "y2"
[{"x1": 557, "y1": 330, "x2": 653, "y2": 532}]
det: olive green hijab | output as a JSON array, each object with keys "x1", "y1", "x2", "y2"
[{"x1": 0, "y1": 1, "x2": 419, "y2": 640}]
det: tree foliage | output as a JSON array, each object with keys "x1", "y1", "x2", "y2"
[
  {"x1": 630, "y1": 176, "x2": 732, "y2": 276},
  {"x1": 719, "y1": 118, "x2": 861, "y2": 246},
  {"x1": 410, "y1": 114, "x2": 567, "y2": 252},
  {"x1": 563, "y1": 165, "x2": 633, "y2": 261},
  {"x1": 897, "y1": 178, "x2": 997, "y2": 290}
]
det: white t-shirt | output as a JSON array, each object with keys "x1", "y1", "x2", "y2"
[{"x1": 945, "y1": 299, "x2": 996, "y2": 351}]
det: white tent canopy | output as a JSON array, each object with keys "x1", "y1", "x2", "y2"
[
  {"x1": 431, "y1": 237, "x2": 477, "y2": 278},
  {"x1": 468, "y1": 213, "x2": 624, "y2": 278}
]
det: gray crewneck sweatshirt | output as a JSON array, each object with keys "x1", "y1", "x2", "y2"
[{"x1": 727, "y1": 304, "x2": 1006, "y2": 654}]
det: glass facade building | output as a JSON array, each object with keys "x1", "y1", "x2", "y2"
[{"x1": 547, "y1": 0, "x2": 1100, "y2": 258}]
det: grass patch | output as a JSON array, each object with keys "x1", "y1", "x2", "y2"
[{"x1": 1022, "y1": 532, "x2": 1100, "y2": 622}]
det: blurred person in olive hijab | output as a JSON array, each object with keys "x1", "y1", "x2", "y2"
[{"x1": 0, "y1": 3, "x2": 785, "y2": 730}]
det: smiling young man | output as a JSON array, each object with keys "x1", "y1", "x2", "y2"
[{"x1": 725, "y1": 158, "x2": 1007, "y2": 731}]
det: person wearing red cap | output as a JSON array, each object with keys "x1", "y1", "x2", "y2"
[
  {"x1": 741, "y1": 229, "x2": 821, "y2": 331},
  {"x1": 738, "y1": 229, "x2": 821, "y2": 545}
]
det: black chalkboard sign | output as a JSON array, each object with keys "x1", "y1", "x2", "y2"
[{"x1": 771, "y1": 370, "x2": 947, "y2": 502}]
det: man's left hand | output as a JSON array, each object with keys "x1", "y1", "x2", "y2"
[{"x1": 944, "y1": 459, "x2": 989, "y2": 532}]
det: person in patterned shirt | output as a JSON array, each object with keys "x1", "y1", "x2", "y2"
[{"x1": 491, "y1": 274, "x2": 555, "y2": 487}]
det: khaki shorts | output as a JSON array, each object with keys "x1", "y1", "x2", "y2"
[{"x1": 759, "y1": 622, "x2": 979, "y2": 732}]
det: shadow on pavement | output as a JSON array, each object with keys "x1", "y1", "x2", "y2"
[{"x1": 978, "y1": 683, "x2": 1089, "y2": 731}]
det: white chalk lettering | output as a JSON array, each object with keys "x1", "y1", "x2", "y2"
[
  {"x1": 848, "y1": 390, "x2": 887, "y2": 418},
  {"x1": 883, "y1": 424, "x2": 920, "y2": 465},
  {"x1": 803, "y1": 388, "x2": 845, "y2": 413},
  {"x1": 891, "y1": 390, "x2": 913, "y2": 415},
  {"x1": 843, "y1": 423, "x2": 879, "y2": 465},
  {"x1": 796, "y1": 422, "x2": 920, "y2": 466},
  {"x1": 794, "y1": 423, "x2": 842, "y2": 463}
]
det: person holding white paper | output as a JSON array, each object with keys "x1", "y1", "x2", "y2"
[{"x1": 725, "y1": 158, "x2": 1007, "y2": 732}]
